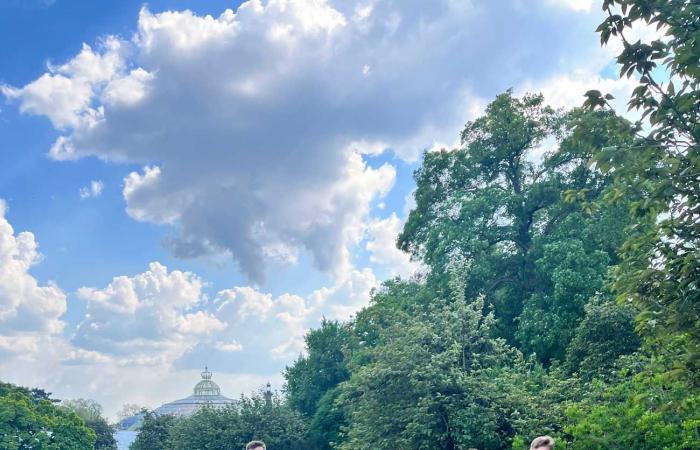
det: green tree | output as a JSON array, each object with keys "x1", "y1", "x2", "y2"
[
  {"x1": 352, "y1": 279, "x2": 433, "y2": 352},
  {"x1": 399, "y1": 92, "x2": 563, "y2": 328},
  {"x1": 284, "y1": 319, "x2": 354, "y2": 448},
  {"x1": 0, "y1": 382, "x2": 96, "y2": 450},
  {"x1": 285, "y1": 319, "x2": 352, "y2": 418},
  {"x1": 168, "y1": 393, "x2": 308, "y2": 450},
  {"x1": 584, "y1": 0, "x2": 700, "y2": 378},
  {"x1": 337, "y1": 275, "x2": 570, "y2": 450},
  {"x1": 399, "y1": 92, "x2": 635, "y2": 360},
  {"x1": 129, "y1": 412, "x2": 176, "y2": 450},
  {"x1": 515, "y1": 237, "x2": 611, "y2": 361},
  {"x1": 307, "y1": 387, "x2": 345, "y2": 450},
  {"x1": 62, "y1": 398, "x2": 117, "y2": 450}
]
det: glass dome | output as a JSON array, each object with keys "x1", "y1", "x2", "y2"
[
  {"x1": 151, "y1": 366, "x2": 233, "y2": 417},
  {"x1": 193, "y1": 367, "x2": 221, "y2": 396}
]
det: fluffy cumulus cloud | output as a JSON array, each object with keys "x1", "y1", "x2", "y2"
[
  {"x1": 0, "y1": 200, "x2": 376, "y2": 417},
  {"x1": 172, "y1": 266, "x2": 378, "y2": 375},
  {"x1": 1, "y1": 39, "x2": 125, "y2": 130},
  {"x1": 73, "y1": 262, "x2": 225, "y2": 364},
  {"x1": 0, "y1": 200, "x2": 66, "y2": 354},
  {"x1": 2, "y1": 0, "x2": 609, "y2": 283},
  {"x1": 68, "y1": 257, "x2": 372, "y2": 372}
]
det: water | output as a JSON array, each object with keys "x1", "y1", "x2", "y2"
[{"x1": 115, "y1": 430, "x2": 137, "y2": 450}]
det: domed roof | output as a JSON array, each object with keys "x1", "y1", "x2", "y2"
[
  {"x1": 193, "y1": 367, "x2": 221, "y2": 396},
  {"x1": 153, "y1": 366, "x2": 233, "y2": 417}
]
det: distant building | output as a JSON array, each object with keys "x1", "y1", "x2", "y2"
[
  {"x1": 115, "y1": 367, "x2": 233, "y2": 446},
  {"x1": 153, "y1": 366, "x2": 234, "y2": 417}
]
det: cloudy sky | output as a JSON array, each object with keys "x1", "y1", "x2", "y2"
[{"x1": 0, "y1": 0, "x2": 634, "y2": 419}]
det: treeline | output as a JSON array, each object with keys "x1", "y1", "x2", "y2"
[
  {"x1": 284, "y1": 1, "x2": 700, "y2": 448},
  {"x1": 0, "y1": 382, "x2": 116, "y2": 449},
  {"x1": 129, "y1": 393, "x2": 307, "y2": 450}
]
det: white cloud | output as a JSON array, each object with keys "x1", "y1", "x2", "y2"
[
  {"x1": 518, "y1": 70, "x2": 638, "y2": 112},
  {"x1": 0, "y1": 208, "x2": 375, "y2": 416},
  {"x1": 366, "y1": 213, "x2": 419, "y2": 278},
  {"x1": 309, "y1": 266, "x2": 378, "y2": 321},
  {"x1": 79, "y1": 180, "x2": 104, "y2": 199},
  {"x1": 205, "y1": 265, "x2": 378, "y2": 363},
  {"x1": 2, "y1": 0, "x2": 608, "y2": 283},
  {"x1": 73, "y1": 262, "x2": 225, "y2": 363},
  {"x1": 101, "y1": 68, "x2": 154, "y2": 107},
  {"x1": 215, "y1": 286, "x2": 274, "y2": 321},
  {"x1": 214, "y1": 340, "x2": 243, "y2": 352},
  {"x1": 62, "y1": 348, "x2": 113, "y2": 365},
  {"x1": 1, "y1": 39, "x2": 125, "y2": 130},
  {"x1": 0, "y1": 200, "x2": 66, "y2": 354}
]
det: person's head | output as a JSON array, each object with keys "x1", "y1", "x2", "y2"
[
  {"x1": 530, "y1": 435, "x2": 554, "y2": 450},
  {"x1": 246, "y1": 441, "x2": 266, "y2": 450}
]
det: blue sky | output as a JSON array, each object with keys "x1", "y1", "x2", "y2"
[{"x1": 0, "y1": 0, "x2": 637, "y2": 418}]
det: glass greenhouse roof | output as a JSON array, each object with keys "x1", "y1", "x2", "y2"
[{"x1": 153, "y1": 366, "x2": 233, "y2": 417}]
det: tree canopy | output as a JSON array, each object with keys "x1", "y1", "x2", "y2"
[
  {"x1": 62, "y1": 398, "x2": 117, "y2": 450},
  {"x1": 0, "y1": 382, "x2": 96, "y2": 450},
  {"x1": 130, "y1": 392, "x2": 309, "y2": 450},
  {"x1": 399, "y1": 91, "x2": 635, "y2": 362}
]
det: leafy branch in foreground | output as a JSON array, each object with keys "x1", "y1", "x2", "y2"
[{"x1": 584, "y1": 0, "x2": 699, "y2": 379}]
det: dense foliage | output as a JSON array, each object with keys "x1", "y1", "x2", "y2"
[
  {"x1": 62, "y1": 398, "x2": 117, "y2": 450},
  {"x1": 566, "y1": 364, "x2": 700, "y2": 449},
  {"x1": 584, "y1": 0, "x2": 700, "y2": 380},
  {"x1": 339, "y1": 288, "x2": 572, "y2": 450},
  {"x1": 285, "y1": 320, "x2": 351, "y2": 418},
  {"x1": 0, "y1": 382, "x2": 96, "y2": 450},
  {"x1": 129, "y1": 392, "x2": 309, "y2": 450},
  {"x1": 284, "y1": 93, "x2": 644, "y2": 448},
  {"x1": 398, "y1": 93, "x2": 634, "y2": 362}
]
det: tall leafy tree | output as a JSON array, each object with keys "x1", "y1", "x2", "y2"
[
  {"x1": 337, "y1": 278, "x2": 580, "y2": 450},
  {"x1": 285, "y1": 319, "x2": 352, "y2": 418},
  {"x1": 0, "y1": 382, "x2": 96, "y2": 450},
  {"x1": 584, "y1": 0, "x2": 700, "y2": 379},
  {"x1": 338, "y1": 291, "x2": 511, "y2": 449},
  {"x1": 399, "y1": 92, "x2": 635, "y2": 360},
  {"x1": 129, "y1": 412, "x2": 176, "y2": 450},
  {"x1": 284, "y1": 319, "x2": 353, "y2": 449},
  {"x1": 350, "y1": 280, "x2": 433, "y2": 364}
]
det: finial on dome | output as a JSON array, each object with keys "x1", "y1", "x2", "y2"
[{"x1": 194, "y1": 366, "x2": 221, "y2": 396}]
